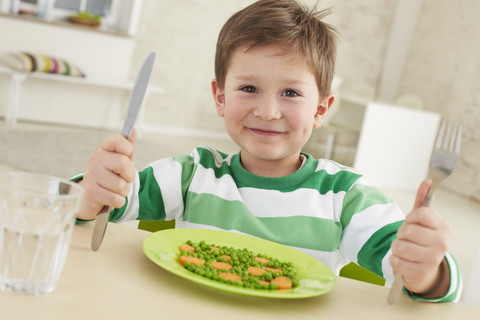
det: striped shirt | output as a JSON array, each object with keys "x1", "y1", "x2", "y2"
[{"x1": 109, "y1": 146, "x2": 461, "y2": 302}]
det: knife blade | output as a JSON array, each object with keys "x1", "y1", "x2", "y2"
[{"x1": 91, "y1": 52, "x2": 156, "y2": 251}]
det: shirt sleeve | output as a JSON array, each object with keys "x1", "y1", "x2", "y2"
[
  {"x1": 404, "y1": 252, "x2": 462, "y2": 303},
  {"x1": 109, "y1": 153, "x2": 197, "y2": 223},
  {"x1": 339, "y1": 180, "x2": 462, "y2": 303}
]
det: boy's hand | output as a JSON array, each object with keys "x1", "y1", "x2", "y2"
[
  {"x1": 389, "y1": 179, "x2": 451, "y2": 297},
  {"x1": 77, "y1": 129, "x2": 137, "y2": 220}
]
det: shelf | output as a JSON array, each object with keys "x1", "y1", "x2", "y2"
[
  {"x1": 0, "y1": 66, "x2": 165, "y2": 128},
  {"x1": 0, "y1": 12, "x2": 130, "y2": 38}
]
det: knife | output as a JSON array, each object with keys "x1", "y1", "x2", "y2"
[{"x1": 91, "y1": 52, "x2": 156, "y2": 251}]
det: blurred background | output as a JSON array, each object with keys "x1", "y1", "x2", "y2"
[{"x1": 0, "y1": 0, "x2": 479, "y2": 204}]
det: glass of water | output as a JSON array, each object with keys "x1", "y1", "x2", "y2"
[{"x1": 0, "y1": 172, "x2": 83, "y2": 295}]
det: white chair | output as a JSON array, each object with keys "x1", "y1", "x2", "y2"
[
  {"x1": 319, "y1": 80, "x2": 371, "y2": 159},
  {"x1": 353, "y1": 102, "x2": 441, "y2": 192},
  {"x1": 395, "y1": 93, "x2": 424, "y2": 110},
  {"x1": 461, "y1": 237, "x2": 480, "y2": 307}
]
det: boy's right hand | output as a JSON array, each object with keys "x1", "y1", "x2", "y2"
[{"x1": 77, "y1": 129, "x2": 137, "y2": 220}]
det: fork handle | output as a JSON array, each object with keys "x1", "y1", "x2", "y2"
[
  {"x1": 422, "y1": 181, "x2": 438, "y2": 207},
  {"x1": 423, "y1": 192, "x2": 433, "y2": 207}
]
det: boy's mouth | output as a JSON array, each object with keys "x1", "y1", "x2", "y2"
[{"x1": 248, "y1": 128, "x2": 284, "y2": 136}]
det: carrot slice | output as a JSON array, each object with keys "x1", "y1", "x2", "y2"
[
  {"x1": 179, "y1": 243, "x2": 195, "y2": 253},
  {"x1": 219, "y1": 272, "x2": 242, "y2": 282},
  {"x1": 258, "y1": 279, "x2": 270, "y2": 286},
  {"x1": 179, "y1": 255, "x2": 205, "y2": 266},
  {"x1": 271, "y1": 276, "x2": 292, "y2": 290},
  {"x1": 254, "y1": 257, "x2": 270, "y2": 265},
  {"x1": 210, "y1": 261, "x2": 232, "y2": 270},
  {"x1": 266, "y1": 267, "x2": 282, "y2": 274},
  {"x1": 247, "y1": 266, "x2": 265, "y2": 276}
]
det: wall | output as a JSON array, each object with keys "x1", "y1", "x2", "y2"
[{"x1": 399, "y1": 0, "x2": 480, "y2": 202}]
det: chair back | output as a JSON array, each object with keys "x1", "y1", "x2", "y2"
[{"x1": 353, "y1": 102, "x2": 441, "y2": 192}]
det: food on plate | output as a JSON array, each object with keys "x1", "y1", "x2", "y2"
[
  {"x1": 178, "y1": 240, "x2": 299, "y2": 290},
  {"x1": 179, "y1": 255, "x2": 205, "y2": 266}
]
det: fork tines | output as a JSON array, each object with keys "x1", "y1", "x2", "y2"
[{"x1": 436, "y1": 120, "x2": 462, "y2": 155}]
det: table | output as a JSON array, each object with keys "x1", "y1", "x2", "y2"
[{"x1": 1, "y1": 222, "x2": 478, "y2": 320}]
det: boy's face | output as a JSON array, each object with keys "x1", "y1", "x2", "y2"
[{"x1": 212, "y1": 45, "x2": 334, "y2": 176}]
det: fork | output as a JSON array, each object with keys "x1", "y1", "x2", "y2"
[{"x1": 387, "y1": 120, "x2": 462, "y2": 305}]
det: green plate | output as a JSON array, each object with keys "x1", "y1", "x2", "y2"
[{"x1": 142, "y1": 229, "x2": 336, "y2": 299}]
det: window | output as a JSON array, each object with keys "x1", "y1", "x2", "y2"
[
  {"x1": 1, "y1": 0, "x2": 142, "y2": 36},
  {"x1": 53, "y1": 0, "x2": 111, "y2": 17}
]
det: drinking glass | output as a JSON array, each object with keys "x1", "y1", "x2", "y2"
[{"x1": 0, "y1": 172, "x2": 83, "y2": 295}]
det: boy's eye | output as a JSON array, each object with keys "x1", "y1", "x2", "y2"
[
  {"x1": 282, "y1": 89, "x2": 300, "y2": 97},
  {"x1": 241, "y1": 86, "x2": 258, "y2": 93}
]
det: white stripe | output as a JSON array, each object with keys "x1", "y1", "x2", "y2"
[
  {"x1": 152, "y1": 158, "x2": 185, "y2": 221},
  {"x1": 340, "y1": 202, "x2": 405, "y2": 262},
  {"x1": 382, "y1": 249, "x2": 395, "y2": 285},
  {"x1": 292, "y1": 246, "x2": 347, "y2": 275},
  {"x1": 240, "y1": 188, "x2": 345, "y2": 221},
  {"x1": 115, "y1": 172, "x2": 140, "y2": 223},
  {"x1": 316, "y1": 159, "x2": 361, "y2": 176},
  {"x1": 445, "y1": 252, "x2": 462, "y2": 302},
  {"x1": 189, "y1": 165, "x2": 243, "y2": 202}
]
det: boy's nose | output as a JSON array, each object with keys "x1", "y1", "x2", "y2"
[{"x1": 253, "y1": 97, "x2": 281, "y2": 120}]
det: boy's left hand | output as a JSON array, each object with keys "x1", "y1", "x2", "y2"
[{"x1": 389, "y1": 179, "x2": 451, "y2": 296}]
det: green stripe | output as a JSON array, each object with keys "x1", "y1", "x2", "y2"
[
  {"x1": 357, "y1": 221, "x2": 402, "y2": 278},
  {"x1": 195, "y1": 147, "x2": 233, "y2": 179},
  {"x1": 231, "y1": 153, "x2": 362, "y2": 193},
  {"x1": 110, "y1": 198, "x2": 128, "y2": 221},
  {"x1": 137, "y1": 166, "x2": 166, "y2": 221},
  {"x1": 183, "y1": 192, "x2": 342, "y2": 252},
  {"x1": 341, "y1": 184, "x2": 394, "y2": 229},
  {"x1": 173, "y1": 155, "x2": 196, "y2": 202}
]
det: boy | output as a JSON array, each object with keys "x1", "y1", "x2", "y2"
[{"x1": 76, "y1": 0, "x2": 460, "y2": 302}]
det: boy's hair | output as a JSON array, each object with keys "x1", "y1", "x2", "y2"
[{"x1": 215, "y1": 0, "x2": 338, "y2": 98}]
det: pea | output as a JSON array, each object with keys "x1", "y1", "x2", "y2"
[
  {"x1": 263, "y1": 272, "x2": 273, "y2": 281},
  {"x1": 292, "y1": 278, "x2": 299, "y2": 287}
]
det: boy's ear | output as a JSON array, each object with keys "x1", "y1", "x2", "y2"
[
  {"x1": 211, "y1": 79, "x2": 226, "y2": 117},
  {"x1": 313, "y1": 94, "x2": 335, "y2": 128}
]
